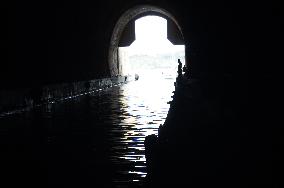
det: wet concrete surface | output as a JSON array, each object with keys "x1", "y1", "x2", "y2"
[{"x1": 0, "y1": 71, "x2": 175, "y2": 188}]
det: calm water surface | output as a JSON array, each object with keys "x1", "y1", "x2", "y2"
[{"x1": 1, "y1": 70, "x2": 176, "y2": 187}]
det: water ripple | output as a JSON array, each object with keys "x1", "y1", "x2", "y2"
[{"x1": 106, "y1": 71, "x2": 175, "y2": 186}]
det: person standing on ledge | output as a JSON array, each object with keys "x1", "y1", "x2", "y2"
[{"x1": 178, "y1": 59, "x2": 182, "y2": 77}]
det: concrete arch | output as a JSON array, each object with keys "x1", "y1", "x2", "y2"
[{"x1": 108, "y1": 5, "x2": 185, "y2": 77}]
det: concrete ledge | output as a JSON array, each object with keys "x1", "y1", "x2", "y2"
[{"x1": 0, "y1": 76, "x2": 129, "y2": 117}]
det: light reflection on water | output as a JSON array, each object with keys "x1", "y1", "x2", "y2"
[
  {"x1": 110, "y1": 69, "x2": 176, "y2": 184},
  {"x1": 0, "y1": 69, "x2": 177, "y2": 187}
]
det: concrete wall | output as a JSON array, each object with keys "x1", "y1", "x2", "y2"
[{"x1": 0, "y1": 76, "x2": 128, "y2": 117}]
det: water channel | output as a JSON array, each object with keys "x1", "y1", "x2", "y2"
[{"x1": 1, "y1": 69, "x2": 176, "y2": 187}]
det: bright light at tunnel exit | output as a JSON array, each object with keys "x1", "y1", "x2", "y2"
[
  {"x1": 129, "y1": 16, "x2": 172, "y2": 54},
  {"x1": 118, "y1": 15, "x2": 185, "y2": 76}
]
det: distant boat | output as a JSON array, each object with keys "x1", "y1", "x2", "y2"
[{"x1": 135, "y1": 74, "x2": 139, "y2": 81}]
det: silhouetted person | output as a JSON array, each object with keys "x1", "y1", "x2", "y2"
[{"x1": 178, "y1": 59, "x2": 182, "y2": 76}]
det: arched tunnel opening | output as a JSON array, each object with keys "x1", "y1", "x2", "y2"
[
  {"x1": 103, "y1": 7, "x2": 187, "y2": 184},
  {"x1": 108, "y1": 5, "x2": 186, "y2": 77}
]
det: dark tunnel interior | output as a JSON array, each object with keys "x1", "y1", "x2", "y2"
[{"x1": 0, "y1": 0, "x2": 282, "y2": 188}]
